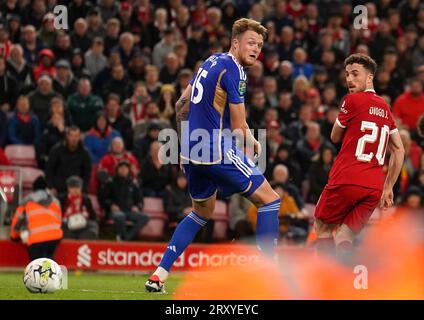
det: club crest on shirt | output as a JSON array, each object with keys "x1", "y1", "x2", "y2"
[{"x1": 238, "y1": 81, "x2": 246, "y2": 96}]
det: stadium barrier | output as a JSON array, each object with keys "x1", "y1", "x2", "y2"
[{"x1": 0, "y1": 239, "x2": 285, "y2": 272}]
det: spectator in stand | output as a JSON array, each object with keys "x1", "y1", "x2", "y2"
[
  {"x1": 86, "y1": 8, "x2": 106, "y2": 40},
  {"x1": 52, "y1": 59, "x2": 78, "y2": 100},
  {"x1": 0, "y1": 23, "x2": 12, "y2": 59},
  {"x1": 393, "y1": 78, "x2": 424, "y2": 131},
  {"x1": 98, "y1": 136, "x2": 139, "y2": 182},
  {"x1": 144, "y1": 64, "x2": 162, "y2": 102},
  {"x1": 139, "y1": 141, "x2": 173, "y2": 197},
  {"x1": 152, "y1": 28, "x2": 175, "y2": 70},
  {"x1": 101, "y1": 63, "x2": 132, "y2": 102},
  {"x1": 412, "y1": 35, "x2": 424, "y2": 71},
  {"x1": 6, "y1": 44, "x2": 34, "y2": 95},
  {"x1": 295, "y1": 121, "x2": 327, "y2": 174},
  {"x1": 306, "y1": 144, "x2": 336, "y2": 204},
  {"x1": 0, "y1": 55, "x2": 18, "y2": 112},
  {"x1": 122, "y1": 81, "x2": 152, "y2": 128},
  {"x1": 70, "y1": 48, "x2": 88, "y2": 80},
  {"x1": 27, "y1": 74, "x2": 60, "y2": 126},
  {"x1": 46, "y1": 126, "x2": 92, "y2": 195},
  {"x1": 33, "y1": 48, "x2": 56, "y2": 81},
  {"x1": 132, "y1": 101, "x2": 168, "y2": 139},
  {"x1": 84, "y1": 37, "x2": 108, "y2": 80},
  {"x1": 21, "y1": 25, "x2": 44, "y2": 67},
  {"x1": 292, "y1": 47, "x2": 314, "y2": 79},
  {"x1": 278, "y1": 26, "x2": 297, "y2": 61},
  {"x1": 67, "y1": 78, "x2": 104, "y2": 132},
  {"x1": 53, "y1": 32, "x2": 73, "y2": 62},
  {"x1": 104, "y1": 94, "x2": 133, "y2": 150},
  {"x1": 68, "y1": 0, "x2": 93, "y2": 29},
  {"x1": 159, "y1": 52, "x2": 180, "y2": 84},
  {"x1": 277, "y1": 60, "x2": 294, "y2": 93},
  {"x1": 271, "y1": 164, "x2": 304, "y2": 210},
  {"x1": 263, "y1": 76, "x2": 279, "y2": 108},
  {"x1": 113, "y1": 32, "x2": 139, "y2": 69},
  {"x1": 163, "y1": 171, "x2": 192, "y2": 223},
  {"x1": 99, "y1": 160, "x2": 149, "y2": 241},
  {"x1": 157, "y1": 84, "x2": 176, "y2": 125},
  {"x1": 247, "y1": 182, "x2": 308, "y2": 243},
  {"x1": 228, "y1": 193, "x2": 253, "y2": 241},
  {"x1": 84, "y1": 112, "x2": 121, "y2": 164},
  {"x1": 71, "y1": 18, "x2": 91, "y2": 53},
  {"x1": 36, "y1": 97, "x2": 71, "y2": 169},
  {"x1": 7, "y1": 95, "x2": 40, "y2": 145},
  {"x1": 104, "y1": 18, "x2": 121, "y2": 57},
  {"x1": 0, "y1": 108, "x2": 7, "y2": 146},
  {"x1": 59, "y1": 176, "x2": 99, "y2": 240},
  {"x1": 285, "y1": 104, "x2": 313, "y2": 142},
  {"x1": 248, "y1": 90, "x2": 267, "y2": 130},
  {"x1": 133, "y1": 121, "x2": 161, "y2": 166},
  {"x1": 7, "y1": 13, "x2": 22, "y2": 44},
  {"x1": 320, "y1": 105, "x2": 339, "y2": 143},
  {"x1": 400, "y1": 186, "x2": 424, "y2": 213},
  {"x1": 37, "y1": 13, "x2": 58, "y2": 48},
  {"x1": 267, "y1": 142, "x2": 302, "y2": 188}
]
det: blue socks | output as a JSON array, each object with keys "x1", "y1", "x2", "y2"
[
  {"x1": 256, "y1": 198, "x2": 280, "y2": 255},
  {"x1": 159, "y1": 211, "x2": 207, "y2": 271},
  {"x1": 159, "y1": 199, "x2": 280, "y2": 272}
]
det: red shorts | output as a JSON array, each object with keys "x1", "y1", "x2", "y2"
[{"x1": 314, "y1": 184, "x2": 382, "y2": 233}]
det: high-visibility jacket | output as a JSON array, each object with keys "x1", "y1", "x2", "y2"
[{"x1": 10, "y1": 193, "x2": 63, "y2": 246}]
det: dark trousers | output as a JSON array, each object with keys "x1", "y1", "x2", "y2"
[
  {"x1": 27, "y1": 239, "x2": 61, "y2": 261},
  {"x1": 112, "y1": 211, "x2": 149, "y2": 240}
]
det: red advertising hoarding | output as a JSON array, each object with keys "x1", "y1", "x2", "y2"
[{"x1": 0, "y1": 240, "x2": 264, "y2": 272}]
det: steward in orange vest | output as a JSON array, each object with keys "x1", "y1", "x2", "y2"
[{"x1": 10, "y1": 176, "x2": 63, "y2": 260}]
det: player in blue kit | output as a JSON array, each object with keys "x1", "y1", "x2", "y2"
[{"x1": 145, "y1": 18, "x2": 281, "y2": 293}]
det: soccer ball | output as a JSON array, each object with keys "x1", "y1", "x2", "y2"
[{"x1": 23, "y1": 258, "x2": 63, "y2": 293}]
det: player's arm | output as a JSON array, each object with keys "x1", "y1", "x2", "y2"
[
  {"x1": 380, "y1": 130, "x2": 405, "y2": 209},
  {"x1": 229, "y1": 103, "x2": 261, "y2": 157},
  {"x1": 175, "y1": 84, "x2": 192, "y2": 141},
  {"x1": 330, "y1": 120, "x2": 345, "y2": 144}
]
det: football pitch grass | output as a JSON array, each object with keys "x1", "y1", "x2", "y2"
[{"x1": 0, "y1": 271, "x2": 184, "y2": 300}]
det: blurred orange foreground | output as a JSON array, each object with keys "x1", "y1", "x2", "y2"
[{"x1": 175, "y1": 211, "x2": 424, "y2": 300}]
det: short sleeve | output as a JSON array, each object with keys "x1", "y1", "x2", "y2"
[
  {"x1": 336, "y1": 94, "x2": 355, "y2": 129},
  {"x1": 220, "y1": 61, "x2": 246, "y2": 104}
]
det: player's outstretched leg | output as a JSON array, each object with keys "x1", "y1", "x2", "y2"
[
  {"x1": 248, "y1": 181, "x2": 280, "y2": 256},
  {"x1": 314, "y1": 219, "x2": 336, "y2": 257},
  {"x1": 334, "y1": 223, "x2": 355, "y2": 265},
  {"x1": 145, "y1": 196, "x2": 215, "y2": 292}
]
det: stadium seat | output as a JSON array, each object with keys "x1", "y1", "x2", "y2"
[
  {"x1": 0, "y1": 167, "x2": 18, "y2": 204},
  {"x1": 211, "y1": 200, "x2": 229, "y2": 241},
  {"x1": 139, "y1": 197, "x2": 168, "y2": 240},
  {"x1": 4, "y1": 145, "x2": 37, "y2": 167},
  {"x1": 20, "y1": 167, "x2": 44, "y2": 191}
]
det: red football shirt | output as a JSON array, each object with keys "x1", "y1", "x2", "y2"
[{"x1": 328, "y1": 90, "x2": 398, "y2": 190}]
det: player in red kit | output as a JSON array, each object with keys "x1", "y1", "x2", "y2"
[{"x1": 314, "y1": 54, "x2": 405, "y2": 262}]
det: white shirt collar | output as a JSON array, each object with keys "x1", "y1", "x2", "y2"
[{"x1": 364, "y1": 89, "x2": 376, "y2": 93}]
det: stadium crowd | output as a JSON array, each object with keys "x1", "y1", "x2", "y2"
[{"x1": 0, "y1": 0, "x2": 424, "y2": 243}]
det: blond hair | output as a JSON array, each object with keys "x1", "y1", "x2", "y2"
[{"x1": 232, "y1": 18, "x2": 267, "y2": 40}]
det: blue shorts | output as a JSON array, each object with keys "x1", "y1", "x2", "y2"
[{"x1": 183, "y1": 148, "x2": 265, "y2": 201}]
